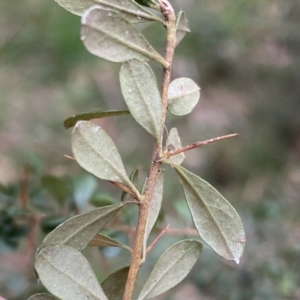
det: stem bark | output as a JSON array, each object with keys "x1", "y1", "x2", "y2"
[{"x1": 122, "y1": 2, "x2": 176, "y2": 299}]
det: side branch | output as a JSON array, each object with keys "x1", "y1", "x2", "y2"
[{"x1": 165, "y1": 133, "x2": 238, "y2": 158}]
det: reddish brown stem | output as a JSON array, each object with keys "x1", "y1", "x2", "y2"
[
  {"x1": 122, "y1": 2, "x2": 177, "y2": 299},
  {"x1": 146, "y1": 224, "x2": 170, "y2": 254},
  {"x1": 165, "y1": 133, "x2": 239, "y2": 158}
]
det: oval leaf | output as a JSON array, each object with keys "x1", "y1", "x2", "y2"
[
  {"x1": 64, "y1": 109, "x2": 130, "y2": 129},
  {"x1": 165, "y1": 128, "x2": 185, "y2": 165},
  {"x1": 88, "y1": 233, "x2": 132, "y2": 252},
  {"x1": 72, "y1": 121, "x2": 134, "y2": 190},
  {"x1": 27, "y1": 294, "x2": 57, "y2": 300},
  {"x1": 35, "y1": 245, "x2": 108, "y2": 300},
  {"x1": 54, "y1": 0, "x2": 163, "y2": 23},
  {"x1": 137, "y1": 240, "x2": 202, "y2": 300},
  {"x1": 145, "y1": 169, "x2": 164, "y2": 241},
  {"x1": 167, "y1": 78, "x2": 200, "y2": 116},
  {"x1": 81, "y1": 7, "x2": 167, "y2": 67},
  {"x1": 173, "y1": 165, "x2": 245, "y2": 263},
  {"x1": 40, "y1": 203, "x2": 127, "y2": 251},
  {"x1": 175, "y1": 11, "x2": 190, "y2": 46},
  {"x1": 120, "y1": 60, "x2": 162, "y2": 139},
  {"x1": 101, "y1": 266, "x2": 130, "y2": 300}
]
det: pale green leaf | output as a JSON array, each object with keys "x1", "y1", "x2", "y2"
[
  {"x1": 54, "y1": 0, "x2": 163, "y2": 23},
  {"x1": 64, "y1": 109, "x2": 130, "y2": 129},
  {"x1": 101, "y1": 266, "x2": 130, "y2": 300},
  {"x1": 40, "y1": 203, "x2": 127, "y2": 251},
  {"x1": 72, "y1": 121, "x2": 135, "y2": 191},
  {"x1": 167, "y1": 78, "x2": 200, "y2": 116},
  {"x1": 165, "y1": 128, "x2": 185, "y2": 165},
  {"x1": 174, "y1": 165, "x2": 245, "y2": 263},
  {"x1": 81, "y1": 7, "x2": 168, "y2": 67},
  {"x1": 145, "y1": 169, "x2": 164, "y2": 241},
  {"x1": 137, "y1": 240, "x2": 202, "y2": 300},
  {"x1": 35, "y1": 245, "x2": 108, "y2": 300},
  {"x1": 89, "y1": 233, "x2": 132, "y2": 252},
  {"x1": 175, "y1": 11, "x2": 190, "y2": 46},
  {"x1": 120, "y1": 60, "x2": 162, "y2": 139},
  {"x1": 27, "y1": 294, "x2": 57, "y2": 300}
]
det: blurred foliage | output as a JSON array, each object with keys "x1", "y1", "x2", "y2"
[{"x1": 1, "y1": 0, "x2": 300, "y2": 299}]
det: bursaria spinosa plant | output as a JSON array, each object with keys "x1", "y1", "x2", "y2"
[{"x1": 28, "y1": 0, "x2": 246, "y2": 299}]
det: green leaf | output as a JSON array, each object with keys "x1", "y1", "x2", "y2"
[
  {"x1": 35, "y1": 245, "x2": 108, "y2": 300},
  {"x1": 173, "y1": 165, "x2": 245, "y2": 263},
  {"x1": 121, "y1": 168, "x2": 139, "y2": 201},
  {"x1": 72, "y1": 121, "x2": 136, "y2": 193},
  {"x1": 102, "y1": 266, "x2": 130, "y2": 300},
  {"x1": 137, "y1": 240, "x2": 202, "y2": 300},
  {"x1": 120, "y1": 60, "x2": 162, "y2": 139},
  {"x1": 40, "y1": 203, "x2": 127, "y2": 251},
  {"x1": 27, "y1": 294, "x2": 57, "y2": 300},
  {"x1": 167, "y1": 78, "x2": 200, "y2": 116},
  {"x1": 54, "y1": 0, "x2": 163, "y2": 23},
  {"x1": 165, "y1": 128, "x2": 185, "y2": 165},
  {"x1": 81, "y1": 7, "x2": 168, "y2": 67},
  {"x1": 175, "y1": 11, "x2": 190, "y2": 46},
  {"x1": 64, "y1": 109, "x2": 130, "y2": 129},
  {"x1": 89, "y1": 233, "x2": 132, "y2": 252},
  {"x1": 145, "y1": 169, "x2": 164, "y2": 241},
  {"x1": 41, "y1": 175, "x2": 69, "y2": 204}
]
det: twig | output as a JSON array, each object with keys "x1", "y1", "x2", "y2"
[
  {"x1": 165, "y1": 133, "x2": 239, "y2": 158},
  {"x1": 112, "y1": 224, "x2": 198, "y2": 236},
  {"x1": 146, "y1": 224, "x2": 170, "y2": 254},
  {"x1": 122, "y1": 2, "x2": 177, "y2": 299}
]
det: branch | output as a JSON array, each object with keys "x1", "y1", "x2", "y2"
[
  {"x1": 165, "y1": 133, "x2": 239, "y2": 158},
  {"x1": 122, "y1": 1, "x2": 177, "y2": 299}
]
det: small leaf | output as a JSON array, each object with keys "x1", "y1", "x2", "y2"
[
  {"x1": 54, "y1": 0, "x2": 163, "y2": 23},
  {"x1": 89, "y1": 233, "x2": 132, "y2": 252},
  {"x1": 165, "y1": 128, "x2": 185, "y2": 165},
  {"x1": 35, "y1": 245, "x2": 108, "y2": 300},
  {"x1": 40, "y1": 203, "x2": 127, "y2": 251},
  {"x1": 27, "y1": 294, "x2": 57, "y2": 300},
  {"x1": 145, "y1": 169, "x2": 164, "y2": 241},
  {"x1": 101, "y1": 266, "x2": 130, "y2": 300},
  {"x1": 81, "y1": 7, "x2": 168, "y2": 67},
  {"x1": 175, "y1": 11, "x2": 190, "y2": 46},
  {"x1": 72, "y1": 121, "x2": 135, "y2": 191},
  {"x1": 120, "y1": 60, "x2": 162, "y2": 139},
  {"x1": 41, "y1": 175, "x2": 69, "y2": 204},
  {"x1": 167, "y1": 78, "x2": 200, "y2": 116},
  {"x1": 173, "y1": 165, "x2": 245, "y2": 263},
  {"x1": 137, "y1": 240, "x2": 202, "y2": 300},
  {"x1": 64, "y1": 109, "x2": 130, "y2": 129},
  {"x1": 121, "y1": 168, "x2": 139, "y2": 202}
]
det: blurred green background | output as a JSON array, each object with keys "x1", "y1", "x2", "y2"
[{"x1": 1, "y1": 0, "x2": 300, "y2": 299}]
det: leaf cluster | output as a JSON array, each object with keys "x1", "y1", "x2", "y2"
[{"x1": 27, "y1": 1, "x2": 246, "y2": 299}]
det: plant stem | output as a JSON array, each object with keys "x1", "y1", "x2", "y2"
[
  {"x1": 165, "y1": 133, "x2": 239, "y2": 158},
  {"x1": 122, "y1": 2, "x2": 176, "y2": 299}
]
